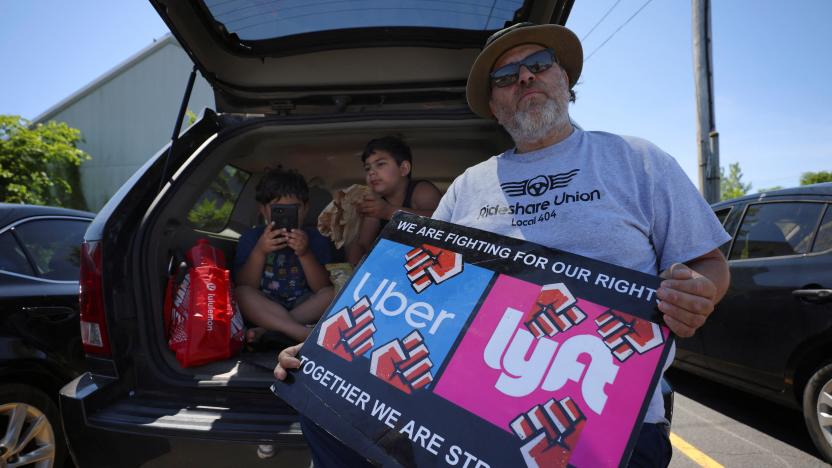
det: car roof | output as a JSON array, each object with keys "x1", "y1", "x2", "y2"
[
  {"x1": 712, "y1": 182, "x2": 832, "y2": 208},
  {"x1": 0, "y1": 203, "x2": 95, "y2": 228}
]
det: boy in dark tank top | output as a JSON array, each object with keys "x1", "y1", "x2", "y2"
[{"x1": 345, "y1": 136, "x2": 442, "y2": 265}]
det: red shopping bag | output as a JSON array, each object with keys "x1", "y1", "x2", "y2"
[{"x1": 164, "y1": 240, "x2": 244, "y2": 368}]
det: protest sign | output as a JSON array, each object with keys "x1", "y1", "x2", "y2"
[{"x1": 273, "y1": 212, "x2": 672, "y2": 467}]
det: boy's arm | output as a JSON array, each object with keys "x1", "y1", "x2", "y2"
[
  {"x1": 357, "y1": 181, "x2": 443, "y2": 220},
  {"x1": 237, "y1": 225, "x2": 282, "y2": 287},
  {"x1": 377, "y1": 181, "x2": 443, "y2": 219},
  {"x1": 348, "y1": 216, "x2": 381, "y2": 265},
  {"x1": 288, "y1": 229, "x2": 332, "y2": 292},
  {"x1": 237, "y1": 244, "x2": 268, "y2": 288},
  {"x1": 400, "y1": 181, "x2": 443, "y2": 217},
  {"x1": 298, "y1": 252, "x2": 331, "y2": 292}
]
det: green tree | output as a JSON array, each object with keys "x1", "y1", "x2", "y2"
[
  {"x1": 800, "y1": 171, "x2": 832, "y2": 185},
  {"x1": 186, "y1": 166, "x2": 249, "y2": 232},
  {"x1": 720, "y1": 162, "x2": 752, "y2": 201},
  {"x1": 186, "y1": 109, "x2": 198, "y2": 127},
  {"x1": 757, "y1": 185, "x2": 784, "y2": 194},
  {"x1": 0, "y1": 115, "x2": 90, "y2": 207}
]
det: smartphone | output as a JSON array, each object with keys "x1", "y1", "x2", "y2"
[{"x1": 270, "y1": 204, "x2": 299, "y2": 231}]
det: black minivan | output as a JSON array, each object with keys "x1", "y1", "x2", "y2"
[
  {"x1": 674, "y1": 183, "x2": 832, "y2": 463},
  {"x1": 59, "y1": 1, "x2": 576, "y2": 466}
]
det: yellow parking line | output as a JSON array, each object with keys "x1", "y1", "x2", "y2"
[{"x1": 670, "y1": 432, "x2": 724, "y2": 468}]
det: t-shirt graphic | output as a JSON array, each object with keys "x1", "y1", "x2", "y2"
[
  {"x1": 262, "y1": 250, "x2": 306, "y2": 308},
  {"x1": 234, "y1": 225, "x2": 334, "y2": 310}
]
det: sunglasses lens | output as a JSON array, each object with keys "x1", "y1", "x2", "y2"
[
  {"x1": 490, "y1": 64, "x2": 519, "y2": 88},
  {"x1": 523, "y1": 50, "x2": 555, "y2": 73},
  {"x1": 490, "y1": 49, "x2": 556, "y2": 88}
]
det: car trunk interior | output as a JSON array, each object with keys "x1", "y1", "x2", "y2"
[{"x1": 144, "y1": 115, "x2": 513, "y2": 386}]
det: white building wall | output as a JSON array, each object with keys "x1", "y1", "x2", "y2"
[{"x1": 35, "y1": 37, "x2": 214, "y2": 211}]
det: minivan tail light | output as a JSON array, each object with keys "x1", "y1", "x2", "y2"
[{"x1": 79, "y1": 241, "x2": 112, "y2": 356}]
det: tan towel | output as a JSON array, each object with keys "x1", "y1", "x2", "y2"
[
  {"x1": 318, "y1": 184, "x2": 369, "y2": 248},
  {"x1": 325, "y1": 263, "x2": 354, "y2": 293}
]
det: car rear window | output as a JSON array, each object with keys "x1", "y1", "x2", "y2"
[
  {"x1": 203, "y1": 0, "x2": 528, "y2": 41},
  {"x1": 730, "y1": 202, "x2": 825, "y2": 260},
  {"x1": 188, "y1": 165, "x2": 250, "y2": 233}
]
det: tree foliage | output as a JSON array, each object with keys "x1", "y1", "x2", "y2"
[
  {"x1": 187, "y1": 166, "x2": 249, "y2": 232},
  {"x1": 757, "y1": 185, "x2": 784, "y2": 194},
  {"x1": 0, "y1": 115, "x2": 90, "y2": 207},
  {"x1": 800, "y1": 171, "x2": 832, "y2": 186},
  {"x1": 720, "y1": 162, "x2": 752, "y2": 201}
]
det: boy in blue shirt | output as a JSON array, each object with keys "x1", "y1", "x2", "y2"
[{"x1": 235, "y1": 168, "x2": 334, "y2": 343}]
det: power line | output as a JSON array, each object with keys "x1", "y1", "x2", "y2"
[
  {"x1": 580, "y1": 0, "x2": 623, "y2": 42},
  {"x1": 584, "y1": 0, "x2": 655, "y2": 63}
]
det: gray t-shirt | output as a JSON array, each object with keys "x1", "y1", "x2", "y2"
[{"x1": 433, "y1": 127, "x2": 730, "y2": 423}]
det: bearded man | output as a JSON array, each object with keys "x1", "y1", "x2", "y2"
[
  {"x1": 276, "y1": 22, "x2": 730, "y2": 468},
  {"x1": 430, "y1": 22, "x2": 731, "y2": 467}
]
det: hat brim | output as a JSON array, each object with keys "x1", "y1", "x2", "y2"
[{"x1": 466, "y1": 24, "x2": 583, "y2": 119}]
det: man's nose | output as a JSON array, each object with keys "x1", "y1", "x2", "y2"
[{"x1": 518, "y1": 65, "x2": 536, "y2": 85}]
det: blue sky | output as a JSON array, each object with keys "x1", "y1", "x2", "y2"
[{"x1": 1, "y1": 1, "x2": 830, "y2": 190}]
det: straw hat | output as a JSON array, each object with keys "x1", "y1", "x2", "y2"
[{"x1": 466, "y1": 22, "x2": 583, "y2": 119}]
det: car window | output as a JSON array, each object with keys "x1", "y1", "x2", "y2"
[
  {"x1": 0, "y1": 232, "x2": 36, "y2": 276},
  {"x1": 204, "y1": 0, "x2": 528, "y2": 41},
  {"x1": 13, "y1": 219, "x2": 90, "y2": 280},
  {"x1": 730, "y1": 202, "x2": 825, "y2": 260},
  {"x1": 812, "y1": 205, "x2": 832, "y2": 253},
  {"x1": 713, "y1": 207, "x2": 733, "y2": 256},
  {"x1": 187, "y1": 165, "x2": 250, "y2": 233},
  {"x1": 714, "y1": 207, "x2": 731, "y2": 225}
]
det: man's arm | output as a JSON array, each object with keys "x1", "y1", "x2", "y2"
[{"x1": 656, "y1": 248, "x2": 730, "y2": 338}]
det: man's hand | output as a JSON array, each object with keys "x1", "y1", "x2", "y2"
[
  {"x1": 286, "y1": 228, "x2": 310, "y2": 257},
  {"x1": 357, "y1": 194, "x2": 393, "y2": 220},
  {"x1": 657, "y1": 263, "x2": 717, "y2": 338},
  {"x1": 256, "y1": 224, "x2": 287, "y2": 255},
  {"x1": 274, "y1": 342, "x2": 303, "y2": 380}
]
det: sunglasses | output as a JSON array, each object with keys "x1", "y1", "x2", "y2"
[{"x1": 489, "y1": 48, "x2": 557, "y2": 88}]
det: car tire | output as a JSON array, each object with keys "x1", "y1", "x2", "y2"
[
  {"x1": 0, "y1": 383, "x2": 66, "y2": 468},
  {"x1": 804, "y1": 363, "x2": 832, "y2": 463}
]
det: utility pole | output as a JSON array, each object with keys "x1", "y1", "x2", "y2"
[{"x1": 692, "y1": 0, "x2": 720, "y2": 203}]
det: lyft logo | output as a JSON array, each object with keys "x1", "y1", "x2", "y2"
[{"x1": 483, "y1": 308, "x2": 619, "y2": 415}]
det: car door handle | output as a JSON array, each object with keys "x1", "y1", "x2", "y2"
[{"x1": 792, "y1": 289, "x2": 832, "y2": 303}]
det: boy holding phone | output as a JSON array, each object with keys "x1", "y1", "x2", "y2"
[{"x1": 235, "y1": 168, "x2": 334, "y2": 343}]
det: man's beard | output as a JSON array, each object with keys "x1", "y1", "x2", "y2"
[{"x1": 493, "y1": 87, "x2": 570, "y2": 148}]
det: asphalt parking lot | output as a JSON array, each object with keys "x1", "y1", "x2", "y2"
[{"x1": 667, "y1": 369, "x2": 827, "y2": 467}]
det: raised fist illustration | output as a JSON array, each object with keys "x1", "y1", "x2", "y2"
[
  {"x1": 524, "y1": 283, "x2": 587, "y2": 339},
  {"x1": 317, "y1": 296, "x2": 375, "y2": 362},
  {"x1": 404, "y1": 244, "x2": 463, "y2": 293},
  {"x1": 369, "y1": 330, "x2": 433, "y2": 394},
  {"x1": 595, "y1": 309, "x2": 664, "y2": 362},
  {"x1": 510, "y1": 397, "x2": 586, "y2": 468}
]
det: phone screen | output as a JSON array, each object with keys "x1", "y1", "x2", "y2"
[{"x1": 270, "y1": 204, "x2": 299, "y2": 230}]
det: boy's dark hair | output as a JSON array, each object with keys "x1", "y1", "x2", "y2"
[
  {"x1": 255, "y1": 167, "x2": 309, "y2": 204},
  {"x1": 361, "y1": 136, "x2": 413, "y2": 178}
]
